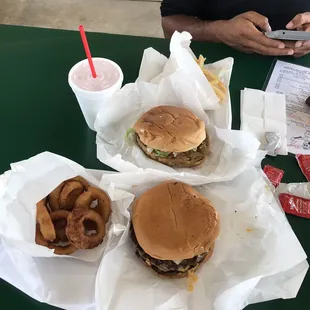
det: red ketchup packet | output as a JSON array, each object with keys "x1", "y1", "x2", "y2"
[
  {"x1": 279, "y1": 193, "x2": 310, "y2": 219},
  {"x1": 263, "y1": 165, "x2": 284, "y2": 188},
  {"x1": 296, "y1": 154, "x2": 310, "y2": 181}
]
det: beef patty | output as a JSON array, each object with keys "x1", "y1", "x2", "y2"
[
  {"x1": 136, "y1": 134, "x2": 210, "y2": 168},
  {"x1": 131, "y1": 225, "x2": 210, "y2": 277}
]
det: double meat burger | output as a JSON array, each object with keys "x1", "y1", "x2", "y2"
[
  {"x1": 132, "y1": 105, "x2": 210, "y2": 168},
  {"x1": 131, "y1": 181, "x2": 220, "y2": 278}
]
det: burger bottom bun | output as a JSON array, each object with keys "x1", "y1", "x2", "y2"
[
  {"x1": 142, "y1": 244, "x2": 215, "y2": 279},
  {"x1": 136, "y1": 134, "x2": 210, "y2": 168}
]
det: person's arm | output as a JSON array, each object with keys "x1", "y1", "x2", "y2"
[
  {"x1": 161, "y1": 0, "x2": 294, "y2": 56},
  {"x1": 162, "y1": 15, "x2": 220, "y2": 41},
  {"x1": 161, "y1": 0, "x2": 206, "y2": 39}
]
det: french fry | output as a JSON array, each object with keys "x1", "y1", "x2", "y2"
[
  {"x1": 216, "y1": 81, "x2": 227, "y2": 93},
  {"x1": 197, "y1": 55, "x2": 206, "y2": 68},
  {"x1": 202, "y1": 68, "x2": 227, "y2": 102},
  {"x1": 202, "y1": 68, "x2": 219, "y2": 81},
  {"x1": 212, "y1": 85, "x2": 226, "y2": 102},
  {"x1": 196, "y1": 55, "x2": 227, "y2": 103},
  {"x1": 210, "y1": 80, "x2": 219, "y2": 85},
  {"x1": 204, "y1": 72, "x2": 226, "y2": 92}
]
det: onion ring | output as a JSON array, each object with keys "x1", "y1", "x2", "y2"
[
  {"x1": 50, "y1": 210, "x2": 70, "y2": 242},
  {"x1": 35, "y1": 225, "x2": 49, "y2": 247},
  {"x1": 36, "y1": 210, "x2": 78, "y2": 255},
  {"x1": 54, "y1": 218, "x2": 68, "y2": 242},
  {"x1": 36, "y1": 227, "x2": 77, "y2": 255},
  {"x1": 69, "y1": 176, "x2": 90, "y2": 190},
  {"x1": 74, "y1": 192, "x2": 98, "y2": 231},
  {"x1": 48, "y1": 182, "x2": 65, "y2": 211},
  {"x1": 66, "y1": 207, "x2": 105, "y2": 249},
  {"x1": 36, "y1": 199, "x2": 56, "y2": 242},
  {"x1": 48, "y1": 177, "x2": 89, "y2": 211},
  {"x1": 74, "y1": 188, "x2": 111, "y2": 223},
  {"x1": 88, "y1": 187, "x2": 111, "y2": 223},
  {"x1": 75, "y1": 191, "x2": 94, "y2": 209},
  {"x1": 59, "y1": 181, "x2": 84, "y2": 210}
]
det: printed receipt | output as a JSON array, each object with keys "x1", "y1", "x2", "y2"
[{"x1": 266, "y1": 60, "x2": 310, "y2": 154}]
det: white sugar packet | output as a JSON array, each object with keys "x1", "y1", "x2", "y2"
[
  {"x1": 240, "y1": 88, "x2": 288, "y2": 155},
  {"x1": 0, "y1": 152, "x2": 134, "y2": 309},
  {"x1": 96, "y1": 168, "x2": 308, "y2": 310}
]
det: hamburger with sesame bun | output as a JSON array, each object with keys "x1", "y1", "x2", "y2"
[
  {"x1": 131, "y1": 181, "x2": 220, "y2": 278},
  {"x1": 127, "y1": 106, "x2": 210, "y2": 168}
]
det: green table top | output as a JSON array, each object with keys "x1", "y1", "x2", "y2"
[{"x1": 0, "y1": 25, "x2": 309, "y2": 310}]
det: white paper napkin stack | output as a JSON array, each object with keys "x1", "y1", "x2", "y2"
[{"x1": 240, "y1": 88, "x2": 288, "y2": 155}]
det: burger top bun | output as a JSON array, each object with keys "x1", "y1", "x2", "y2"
[
  {"x1": 132, "y1": 181, "x2": 220, "y2": 261},
  {"x1": 133, "y1": 106, "x2": 206, "y2": 153}
]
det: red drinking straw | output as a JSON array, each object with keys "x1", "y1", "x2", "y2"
[{"x1": 79, "y1": 25, "x2": 97, "y2": 78}]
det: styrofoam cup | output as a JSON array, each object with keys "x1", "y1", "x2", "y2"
[{"x1": 68, "y1": 58, "x2": 123, "y2": 131}]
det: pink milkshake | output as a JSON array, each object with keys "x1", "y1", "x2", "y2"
[
  {"x1": 71, "y1": 58, "x2": 121, "y2": 91},
  {"x1": 68, "y1": 57, "x2": 123, "y2": 130}
]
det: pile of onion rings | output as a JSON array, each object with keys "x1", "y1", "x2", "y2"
[{"x1": 35, "y1": 176, "x2": 111, "y2": 254}]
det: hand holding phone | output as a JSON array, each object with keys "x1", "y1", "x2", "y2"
[{"x1": 284, "y1": 12, "x2": 310, "y2": 57}]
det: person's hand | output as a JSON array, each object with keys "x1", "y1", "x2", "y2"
[
  {"x1": 213, "y1": 11, "x2": 294, "y2": 56},
  {"x1": 286, "y1": 12, "x2": 310, "y2": 57}
]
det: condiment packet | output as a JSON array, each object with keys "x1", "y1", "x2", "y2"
[
  {"x1": 263, "y1": 165, "x2": 284, "y2": 188},
  {"x1": 279, "y1": 193, "x2": 310, "y2": 219},
  {"x1": 296, "y1": 154, "x2": 310, "y2": 181}
]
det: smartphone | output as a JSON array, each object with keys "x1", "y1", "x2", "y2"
[{"x1": 265, "y1": 30, "x2": 310, "y2": 41}]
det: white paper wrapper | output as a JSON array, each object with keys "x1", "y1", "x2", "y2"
[
  {"x1": 138, "y1": 32, "x2": 217, "y2": 109},
  {"x1": 96, "y1": 117, "x2": 259, "y2": 185},
  {"x1": 0, "y1": 151, "x2": 134, "y2": 261},
  {"x1": 95, "y1": 34, "x2": 258, "y2": 186},
  {"x1": 136, "y1": 31, "x2": 234, "y2": 129},
  {"x1": 96, "y1": 168, "x2": 308, "y2": 310},
  {"x1": 0, "y1": 236, "x2": 99, "y2": 310},
  {"x1": 0, "y1": 152, "x2": 135, "y2": 309},
  {"x1": 204, "y1": 57, "x2": 234, "y2": 129}
]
